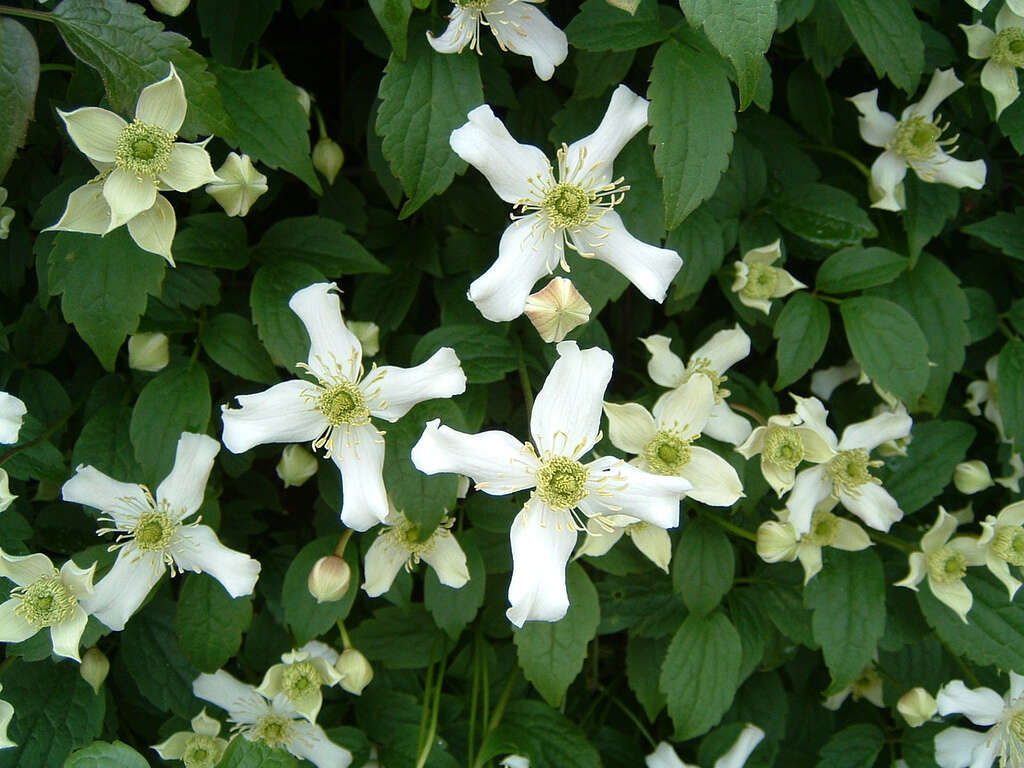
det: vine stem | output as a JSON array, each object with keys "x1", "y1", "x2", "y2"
[
  {"x1": 729, "y1": 402, "x2": 766, "y2": 427},
  {"x1": 515, "y1": 340, "x2": 534, "y2": 418},
  {"x1": 866, "y1": 530, "x2": 915, "y2": 553},
  {"x1": 415, "y1": 640, "x2": 449, "y2": 768},
  {"x1": 698, "y1": 508, "x2": 758, "y2": 543},
  {"x1": 801, "y1": 143, "x2": 871, "y2": 179},
  {"x1": 0, "y1": 5, "x2": 52, "y2": 21},
  {"x1": 470, "y1": 670, "x2": 518, "y2": 768}
]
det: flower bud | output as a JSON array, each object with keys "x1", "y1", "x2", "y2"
[
  {"x1": 80, "y1": 647, "x2": 110, "y2": 693},
  {"x1": 756, "y1": 520, "x2": 799, "y2": 563},
  {"x1": 605, "y1": 0, "x2": 640, "y2": 13},
  {"x1": 954, "y1": 460, "x2": 994, "y2": 495},
  {"x1": 347, "y1": 320, "x2": 380, "y2": 358},
  {"x1": 295, "y1": 87, "x2": 312, "y2": 117},
  {"x1": 206, "y1": 153, "x2": 268, "y2": 217},
  {"x1": 277, "y1": 444, "x2": 319, "y2": 488},
  {"x1": 336, "y1": 648, "x2": 373, "y2": 695},
  {"x1": 0, "y1": 469, "x2": 16, "y2": 513},
  {"x1": 523, "y1": 277, "x2": 591, "y2": 343},
  {"x1": 308, "y1": 555, "x2": 351, "y2": 603},
  {"x1": 128, "y1": 332, "x2": 169, "y2": 372},
  {"x1": 897, "y1": 687, "x2": 937, "y2": 728},
  {"x1": 150, "y1": 0, "x2": 190, "y2": 15},
  {"x1": 313, "y1": 137, "x2": 344, "y2": 185}
]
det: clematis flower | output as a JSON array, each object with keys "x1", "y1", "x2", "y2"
[
  {"x1": 962, "y1": 5, "x2": 1024, "y2": 118},
  {"x1": 0, "y1": 391, "x2": 26, "y2": 445},
  {"x1": 0, "y1": 550, "x2": 95, "y2": 662},
  {"x1": 256, "y1": 641, "x2": 344, "y2": 723},
  {"x1": 849, "y1": 69, "x2": 986, "y2": 212},
  {"x1": 220, "y1": 282, "x2": 467, "y2": 531},
  {"x1": 46, "y1": 64, "x2": 220, "y2": 264},
  {"x1": 641, "y1": 326, "x2": 753, "y2": 446},
  {"x1": 966, "y1": 355, "x2": 1009, "y2": 442},
  {"x1": 205, "y1": 152, "x2": 268, "y2": 217},
  {"x1": 411, "y1": 341, "x2": 691, "y2": 626},
  {"x1": 895, "y1": 508, "x2": 985, "y2": 622},
  {"x1": 152, "y1": 709, "x2": 228, "y2": 768},
  {"x1": 361, "y1": 502, "x2": 469, "y2": 597},
  {"x1": 61, "y1": 432, "x2": 260, "y2": 631},
  {"x1": 756, "y1": 500, "x2": 871, "y2": 584},
  {"x1": 957, "y1": 500, "x2": 1024, "y2": 599},
  {"x1": 427, "y1": 0, "x2": 568, "y2": 81},
  {"x1": 193, "y1": 670, "x2": 352, "y2": 768},
  {"x1": 603, "y1": 375, "x2": 744, "y2": 507},
  {"x1": 450, "y1": 85, "x2": 681, "y2": 322},
  {"x1": 784, "y1": 404, "x2": 912, "y2": 535},
  {"x1": 646, "y1": 724, "x2": 765, "y2": 768},
  {"x1": 575, "y1": 514, "x2": 672, "y2": 572},
  {"x1": 825, "y1": 664, "x2": 885, "y2": 710},
  {"x1": 935, "y1": 672, "x2": 1024, "y2": 768},
  {"x1": 730, "y1": 240, "x2": 806, "y2": 315},
  {"x1": 0, "y1": 684, "x2": 12, "y2": 750}
]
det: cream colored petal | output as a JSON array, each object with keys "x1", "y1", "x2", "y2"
[
  {"x1": 652, "y1": 375, "x2": 716, "y2": 441},
  {"x1": 191, "y1": 709, "x2": 223, "y2": 737},
  {"x1": 160, "y1": 142, "x2": 220, "y2": 192},
  {"x1": 0, "y1": 598, "x2": 36, "y2": 643},
  {"x1": 641, "y1": 334, "x2": 686, "y2": 387},
  {"x1": 756, "y1": 521, "x2": 799, "y2": 563},
  {"x1": 50, "y1": 605, "x2": 88, "y2": 662},
  {"x1": 103, "y1": 168, "x2": 157, "y2": 230},
  {"x1": 564, "y1": 85, "x2": 648, "y2": 185},
  {"x1": 960, "y1": 23, "x2": 995, "y2": 59},
  {"x1": 603, "y1": 401, "x2": 657, "y2": 455},
  {"x1": 735, "y1": 426, "x2": 765, "y2": 460},
  {"x1": 929, "y1": 577, "x2": 973, "y2": 623},
  {"x1": 894, "y1": 551, "x2": 926, "y2": 590},
  {"x1": 985, "y1": 553, "x2": 1022, "y2": 600},
  {"x1": 797, "y1": 544, "x2": 823, "y2": 583},
  {"x1": 831, "y1": 518, "x2": 871, "y2": 551},
  {"x1": 997, "y1": 500, "x2": 1024, "y2": 526},
  {"x1": 421, "y1": 532, "x2": 470, "y2": 589},
  {"x1": 134, "y1": 62, "x2": 187, "y2": 134},
  {"x1": 59, "y1": 559, "x2": 96, "y2": 600},
  {"x1": 427, "y1": 7, "x2": 477, "y2": 53},
  {"x1": 910, "y1": 68, "x2": 964, "y2": 121},
  {"x1": 679, "y1": 446, "x2": 743, "y2": 507},
  {"x1": 737, "y1": 293, "x2": 773, "y2": 315},
  {"x1": 690, "y1": 325, "x2": 750, "y2": 374},
  {"x1": 58, "y1": 107, "x2": 125, "y2": 163},
  {"x1": 42, "y1": 182, "x2": 111, "y2": 236},
  {"x1": 126, "y1": 193, "x2": 176, "y2": 265},
  {"x1": 921, "y1": 508, "x2": 957, "y2": 554},
  {"x1": 0, "y1": 551, "x2": 55, "y2": 587},
  {"x1": 848, "y1": 90, "x2": 898, "y2": 148},
  {"x1": 869, "y1": 150, "x2": 908, "y2": 212},
  {"x1": 980, "y1": 59, "x2": 1020, "y2": 119},
  {"x1": 152, "y1": 731, "x2": 193, "y2": 759},
  {"x1": 487, "y1": 0, "x2": 568, "y2": 82},
  {"x1": 628, "y1": 524, "x2": 672, "y2": 573},
  {"x1": 743, "y1": 239, "x2": 781, "y2": 266}
]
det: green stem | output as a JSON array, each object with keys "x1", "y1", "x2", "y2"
[
  {"x1": 467, "y1": 631, "x2": 481, "y2": 765},
  {"x1": 867, "y1": 530, "x2": 915, "y2": 553},
  {"x1": 729, "y1": 402, "x2": 766, "y2": 427},
  {"x1": 801, "y1": 144, "x2": 871, "y2": 179},
  {"x1": 313, "y1": 105, "x2": 328, "y2": 140},
  {"x1": 998, "y1": 318, "x2": 1020, "y2": 341},
  {"x1": 698, "y1": 509, "x2": 758, "y2": 543},
  {"x1": 603, "y1": 689, "x2": 656, "y2": 749},
  {"x1": 0, "y1": 397, "x2": 84, "y2": 467},
  {"x1": 0, "y1": 5, "x2": 52, "y2": 21},
  {"x1": 417, "y1": 656, "x2": 437, "y2": 757},
  {"x1": 334, "y1": 529, "x2": 353, "y2": 558},
  {"x1": 516, "y1": 342, "x2": 534, "y2": 418},
  {"x1": 470, "y1": 670, "x2": 518, "y2": 768},
  {"x1": 336, "y1": 619, "x2": 353, "y2": 650},
  {"x1": 938, "y1": 636, "x2": 981, "y2": 688},
  {"x1": 416, "y1": 643, "x2": 449, "y2": 768},
  {"x1": 39, "y1": 63, "x2": 75, "y2": 73},
  {"x1": 810, "y1": 292, "x2": 843, "y2": 305}
]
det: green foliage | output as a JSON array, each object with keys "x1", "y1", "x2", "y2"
[
  {"x1": 121, "y1": 596, "x2": 200, "y2": 718},
  {"x1": 412, "y1": 324, "x2": 516, "y2": 384},
  {"x1": 196, "y1": 0, "x2": 281, "y2": 67},
  {"x1": 0, "y1": 20, "x2": 37, "y2": 182},
  {"x1": 566, "y1": 0, "x2": 669, "y2": 51},
  {"x1": 481, "y1": 700, "x2": 602, "y2": 768},
  {"x1": 771, "y1": 183, "x2": 877, "y2": 248},
  {"x1": 63, "y1": 741, "x2": 148, "y2": 768},
  {"x1": 773, "y1": 293, "x2": 830, "y2": 389},
  {"x1": 816, "y1": 724, "x2": 885, "y2": 768},
  {"x1": 369, "y1": 0, "x2": 412, "y2": 60},
  {"x1": 200, "y1": 312, "x2": 278, "y2": 383},
  {"x1": 424, "y1": 531, "x2": 486, "y2": 638},
  {"x1": 282, "y1": 536, "x2": 360, "y2": 645},
  {"x1": 253, "y1": 217, "x2": 387, "y2": 275},
  {"x1": 673, "y1": 517, "x2": 734, "y2": 616},
  {"x1": 217, "y1": 739, "x2": 297, "y2": 768},
  {"x1": 831, "y1": 0, "x2": 923, "y2": 93},
  {"x1": 879, "y1": 420, "x2": 975, "y2": 515},
  {"x1": 999, "y1": 339, "x2": 1024, "y2": 445},
  {"x1": 815, "y1": 247, "x2": 907, "y2": 293},
  {"x1": 349, "y1": 604, "x2": 447, "y2": 669},
  {"x1": 175, "y1": 573, "x2": 253, "y2": 672}
]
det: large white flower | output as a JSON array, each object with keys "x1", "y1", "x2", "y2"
[
  {"x1": 784, "y1": 405, "x2": 912, "y2": 535},
  {"x1": 646, "y1": 724, "x2": 764, "y2": 768},
  {"x1": 641, "y1": 326, "x2": 753, "y2": 446},
  {"x1": 220, "y1": 282, "x2": 467, "y2": 531},
  {"x1": 849, "y1": 69, "x2": 986, "y2": 212},
  {"x1": 61, "y1": 431, "x2": 260, "y2": 631},
  {"x1": 935, "y1": 672, "x2": 1024, "y2": 768},
  {"x1": 962, "y1": 5, "x2": 1024, "y2": 118},
  {"x1": 450, "y1": 85, "x2": 681, "y2": 322},
  {"x1": 427, "y1": 0, "x2": 568, "y2": 81},
  {"x1": 193, "y1": 670, "x2": 352, "y2": 768},
  {"x1": 411, "y1": 341, "x2": 691, "y2": 626}
]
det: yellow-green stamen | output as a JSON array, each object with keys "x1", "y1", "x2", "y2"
[
  {"x1": 535, "y1": 456, "x2": 589, "y2": 510},
  {"x1": 114, "y1": 121, "x2": 175, "y2": 178},
  {"x1": 13, "y1": 575, "x2": 76, "y2": 626}
]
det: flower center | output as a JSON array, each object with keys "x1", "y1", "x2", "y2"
[
  {"x1": 542, "y1": 182, "x2": 592, "y2": 229},
  {"x1": 182, "y1": 735, "x2": 221, "y2": 768},
  {"x1": 114, "y1": 121, "x2": 175, "y2": 178},
  {"x1": 13, "y1": 575, "x2": 76, "y2": 626},
  {"x1": 890, "y1": 115, "x2": 949, "y2": 162},
  {"x1": 741, "y1": 263, "x2": 780, "y2": 299},
  {"x1": 804, "y1": 509, "x2": 840, "y2": 547},
  {"x1": 317, "y1": 380, "x2": 370, "y2": 427},
  {"x1": 251, "y1": 714, "x2": 294, "y2": 748},
  {"x1": 764, "y1": 428, "x2": 805, "y2": 471},
  {"x1": 992, "y1": 27, "x2": 1024, "y2": 68},
  {"x1": 644, "y1": 430, "x2": 692, "y2": 476},
  {"x1": 455, "y1": 0, "x2": 490, "y2": 7},
  {"x1": 535, "y1": 455, "x2": 589, "y2": 510},
  {"x1": 826, "y1": 448, "x2": 881, "y2": 496},
  {"x1": 282, "y1": 660, "x2": 320, "y2": 702},
  {"x1": 926, "y1": 545, "x2": 967, "y2": 585},
  {"x1": 131, "y1": 510, "x2": 177, "y2": 552},
  {"x1": 991, "y1": 525, "x2": 1024, "y2": 566}
]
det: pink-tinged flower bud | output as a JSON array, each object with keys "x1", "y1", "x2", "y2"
[
  {"x1": 80, "y1": 647, "x2": 110, "y2": 693},
  {"x1": 313, "y1": 138, "x2": 344, "y2": 185},
  {"x1": 128, "y1": 332, "x2": 169, "y2": 372},
  {"x1": 523, "y1": 277, "x2": 591, "y2": 343},
  {"x1": 897, "y1": 687, "x2": 937, "y2": 727},
  {"x1": 307, "y1": 555, "x2": 351, "y2": 603},
  {"x1": 336, "y1": 648, "x2": 373, "y2": 695}
]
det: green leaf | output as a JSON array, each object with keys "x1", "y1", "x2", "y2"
[
  {"x1": 217, "y1": 739, "x2": 298, "y2": 768},
  {"x1": 424, "y1": 531, "x2": 486, "y2": 639},
  {"x1": 965, "y1": 287, "x2": 999, "y2": 344},
  {"x1": 52, "y1": 0, "x2": 232, "y2": 139},
  {"x1": 1000, "y1": 340, "x2": 1024, "y2": 446},
  {"x1": 667, "y1": 207, "x2": 726, "y2": 307},
  {"x1": 122, "y1": 597, "x2": 201, "y2": 718},
  {"x1": 411, "y1": 324, "x2": 516, "y2": 385},
  {"x1": 254, "y1": 217, "x2": 387, "y2": 275},
  {"x1": 660, "y1": 611, "x2": 742, "y2": 740},
  {"x1": 514, "y1": 563, "x2": 600, "y2": 707},
  {"x1": 250, "y1": 260, "x2": 326, "y2": 369},
  {"x1": 283, "y1": 536, "x2": 360, "y2": 646},
  {"x1": 173, "y1": 214, "x2": 249, "y2": 270},
  {"x1": 479, "y1": 700, "x2": 602, "y2": 768},
  {"x1": 772, "y1": 183, "x2": 877, "y2": 248},
  {"x1": 197, "y1": 0, "x2": 281, "y2": 66},
  {"x1": 72, "y1": 405, "x2": 140, "y2": 481},
  {"x1": 566, "y1": 0, "x2": 669, "y2": 51},
  {"x1": 774, "y1": 293, "x2": 830, "y2": 389},
  {"x1": 376, "y1": 23, "x2": 483, "y2": 218},
  {"x1": 64, "y1": 741, "x2": 148, "y2": 768},
  {"x1": 2, "y1": 415, "x2": 66, "y2": 484},
  {"x1": 208, "y1": 64, "x2": 320, "y2": 192},
  {"x1": 349, "y1": 604, "x2": 447, "y2": 669},
  {"x1": 816, "y1": 724, "x2": 885, "y2": 768},
  {"x1": 749, "y1": 580, "x2": 815, "y2": 648},
  {"x1": 573, "y1": 50, "x2": 636, "y2": 101},
  {"x1": 803, "y1": 549, "x2": 886, "y2": 694},
  {"x1": 786, "y1": 62, "x2": 833, "y2": 142},
  {"x1": 370, "y1": 0, "x2": 412, "y2": 59},
  {"x1": 839, "y1": 296, "x2": 929, "y2": 405},
  {"x1": 200, "y1": 313, "x2": 278, "y2": 384},
  {"x1": 627, "y1": 635, "x2": 669, "y2": 720},
  {"x1": 815, "y1": 246, "x2": 907, "y2": 293},
  {"x1": 0, "y1": 19, "x2": 38, "y2": 182},
  {"x1": 672, "y1": 517, "x2": 734, "y2": 616},
  {"x1": 47, "y1": 230, "x2": 166, "y2": 371},
  {"x1": 831, "y1": 0, "x2": 923, "y2": 93},
  {"x1": 649, "y1": 39, "x2": 736, "y2": 230},
  {"x1": 903, "y1": 174, "x2": 959, "y2": 261},
  {"x1": 175, "y1": 573, "x2": 253, "y2": 673},
  {"x1": 878, "y1": 421, "x2": 975, "y2": 515},
  {"x1": 962, "y1": 210, "x2": 1024, "y2": 260}
]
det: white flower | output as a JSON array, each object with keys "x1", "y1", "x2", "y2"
[
  {"x1": 0, "y1": 391, "x2": 26, "y2": 445},
  {"x1": 646, "y1": 724, "x2": 765, "y2": 768},
  {"x1": 0, "y1": 684, "x2": 13, "y2": 750},
  {"x1": 825, "y1": 664, "x2": 885, "y2": 710},
  {"x1": 953, "y1": 460, "x2": 995, "y2": 495},
  {"x1": 784, "y1": 404, "x2": 912, "y2": 535},
  {"x1": 575, "y1": 514, "x2": 672, "y2": 572},
  {"x1": 335, "y1": 647, "x2": 373, "y2": 695},
  {"x1": 0, "y1": 187, "x2": 13, "y2": 240},
  {"x1": 966, "y1": 355, "x2": 1009, "y2": 442},
  {"x1": 849, "y1": 69, "x2": 986, "y2": 212},
  {"x1": 641, "y1": 326, "x2": 753, "y2": 446},
  {"x1": 427, "y1": 0, "x2": 568, "y2": 81},
  {"x1": 962, "y1": 5, "x2": 1024, "y2": 118},
  {"x1": 61, "y1": 432, "x2": 260, "y2": 631},
  {"x1": 730, "y1": 240, "x2": 806, "y2": 315},
  {"x1": 361, "y1": 502, "x2": 469, "y2": 597},
  {"x1": 205, "y1": 152, "x2": 268, "y2": 217},
  {"x1": 965, "y1": 0, "x2": 1024, "y2": 15},
  {"x1": 935, "y1": 672, "x2": 1024, "y2": 768},
  {"x1": 895, "y1": 508, "x2": 985, "y2": 622},
  {"x1": 450, "y1": 85, "x2": 681, "y2": 322},
  {"x1": 193, "y1": 669, "x2": 352, "y2": 768},
  {"x1": 0, "y1": 550, "x2": 95, "y2": 662},
  {"x1": 756, "y1": 500, "x2": 871, "y2": 584},
  {"x1": 411, "y1": 341, "x2": 690, "y2": 626},
  {"x1": 256, "y1": 641, "x2": 344, "y2": 723},
  {"x1": 220, "y1": 282, "x2": 467, "y2": 531},
  {"x1": 500, "y1": 757, "x2": 530, "y2": 768},
  {"x1": 152, "y1": 709, "x2": 228, "y2": 768},
  {"x1": 960, "y1": 500, "x2": 1024, "y2": 600},
  {"x1": 899, "y1": 687, "x2": 938, "y2": 728},
  {"x1": 603, "y1": 375, "x2": 743, "y2": 507},
  {"x1": 46, "y1": 64, "x2": 221, "y2": 264}
]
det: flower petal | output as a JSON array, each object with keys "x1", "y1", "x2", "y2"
[
  {"x1": 936, "y1": 681, "x2": 1005, "y2": 725},
  {"x1": 839, "y1": 406, "x2": 912, "y2": 451},
  {"x1": 0, "y1": 598, "x2": 37, "y2": 643},
  {"x1": 506, "y1": 503, "x2": 578, "y2": 627},
  {"x1": 848, "y1": 90, "x2": 898, "y2": 148},
  {"x1": 288, "y1": 720, "x2": 353, "y2": 768},
  {"x1": 103, "y1": 167, "x2": 157, "y2": 231},
  {"x1": 427, "y1": 7, "x2": 476, "y2": 53},
  {"x1": 809, "y1": 362, "x2": 861, "y2": 401},
  {"x1": 42, "y1": 182, "x2": 111, "y2": 236},
  {"x1": 169, "y1": 524, "x2": 260, "y2": 597},
  {"x1": 582, "y1": 457, "x2": 688, "y2": 529},
  {"x1": 998, "y1": 3, "x2": 1024, "y2": 31},
  {"x1": 652, "y1": 375, "x2": 716, "y2": 441},
  {"x1": 691, "y1": 325, "x2": 750, "y2": 374},
  {"x1": 646, "y1": 742, "x2": 689, "y2": 768},
  {"x1": 961, "y1": 23, "x2": 995, "y2": 59},
  {"x1": 922, "y1": 508, "x2": 958, "y2": 553},
  {"x1": 530, "y1": 341, "x2": 612, "y2": 458},
  {"x1": 421, "y1": 532, "x2": 470, "y2": 588},
  {"x1": 703, "y1": 402, "x2": 753, "y2": 446},
  {"x1": 487, "y1": 0, "x2": 568, "y2": 81},
  {"x1": 832, "y1": 518, "x2": 872, "y2": 551},
  {"x1": 603, "y1": 401, "x2": 657, "y2": 455},
  {"x1": 50, "y1": 605, "x2": 88, "y2": 662},
  {"x1": 629, "y1": 524, "x2": 672, "y2": 573},
  {"x1": 641, "y1": 335, "x2": 687, "y2": 388},
  {"x1": 288, "y1": 282, "x2": 362, "y2": 381},
  {"x1": 565, "y1": 84, "x2": 647, "y2": 183},
  {"x1": 784, "y1": 464, "x2": 831, "y2": 535},
  {"x1": 220, "y1": 380, "x2": 328, "y2": 454},
  {"x1": 0, "y1": 697, "x2": 15, "y2": 749},
  {"x1": 61, "y1": 465, "x2": 149, "y2": 528},
  {"x1": 840, "y1": 483, "x2": 903, "y2": 532},
  {"x1": 934, "y1": 726, "x2": 990, "y2": 768},
  {"x1": 193, "y1": 670, "x2": 269, "y2": 725},
  {"x1": 331, "y1": 422, "x2": 389, "y2": 531},
  {"x1": 152, "y1": 732, "x2": 193, "y2": 760},
  {"x1": 468, "y1": 217, "x2": 560, "y2": 322},
  {"x1": 361, "y1": 532, "x2": 409, "y2": 597},
  {"x1": 362, "y1": 347, "x2": 466, "y2": 422},
  {"x1": 680, "y1": 446, "x2": 744, "y2": 507},
  {"x1": 80, "y1": 548, "x2": 165, "y2": 631},
  {"x1": 160, "y1": 142, "x2": 220, "y2": 192},
  {"x1": 894, "y1": 551, "x2": 926, "y2": 590},
  {"x1": 156, "y1": 432, "x2": 219, "y2": 517},
  {"x1": 0, "y1": 551, "x2": 55, "y2": 587},
  {"x1": 929, "y1": 577, "x2": 973, "y2": 623},
  {"x1": 134, "y1": 63, "x2": 187, "y2": 134},
  {"x1": 913, "y1": 152, "x2": 987, "y2": 190},
  {"x1": 57, "y1": 107, "x2": 125, "y2": 163},
  {"x1": 412, "y1": 420, "x2": 537, "y2": 494},
  {"x1": 869, "y1": 150, "x2": 909, "y2": 212},
  {"x1": 909, "y1": 68, "x2": 964, "y2": 121},
  {"x1": 714, "y1": 724, "x2": 765, "y2": 768},
  {"x1": 797, "y1": 544, "x2": 823, "y2": 584},
  {"x1": 126, "y1": 193, "x2": 176, "y2": 265}
]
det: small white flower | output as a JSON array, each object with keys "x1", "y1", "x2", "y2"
[
  {"x1": 193, "y1": 670, "x2": 352, "y2": 768},
  {"x1": 646, "y1": 724, "x2": 765, "y2": 768},
  {"x1": 0, "y1": 683, "x2": 13, "y2": 750},
  {"x1": 756, "y1": 500, "x2": 871, "y2": 584},
  {"x1": 730, "y1": 240, "x2": 806, "y2": 315},
  {"x1": 205, "y1": 152, "x2": 268, "y2": 217},
  {"x1": 450, "y1": 85, "x2": 681, "y2": 322},
  {"x1": 0, "y1": 391, "x2": 26, "y2": 445},
  {"x1": 347, "y1": 320, "x2": 380, "y2": 358},
  {"x1": 899, "y1": 687, "x2": 938, "y2": 728},
  {"x1": 256, "y1": 641, "x2": 344, "y2": 723},
  {"x1": 152, "y1": 709, "x2": 228, "y2": 768},
  {"x1": 61, "y1": 432, "x2": 261, "y2": 631},
  {"x1": 0, "y1": 550, "x2": 95, "y2": 662},
  {"x1": 962, "y1": 5, "x2": 1024, "y2": 118},
  {"x1": 966, "y1": 355, "x2": 1008, "y2": 442},
  {"x1": 312, "y1": 137, "x2": 344, "y2": 184},
  {"x1": 220, "y1": 282, "x2": 467, "y2": 531},
  {"x1": 411, "y1": 341, "x2": 690, "y2": 626},
  {"x1": 335, "y1": 648, "x2": 373, "y2": 695},
  {"x1": 80, "y1": 646, "x2": 110, "y2": 693},
  {"x1": 427, "y1": 0, "x2": 568, "y2": 81},
  {"x1": 935, "y1": 672, "x2": 1024, "y2": 768},
  {"x1": 575, "y1": 514, "x2": 672, "y2": 572},
  {"x1": 825, "y1": 664, "x2": 885, "y2": 710},
  {"x1": 960, "y1": 500, "x2": 1024, "y2": 599}
]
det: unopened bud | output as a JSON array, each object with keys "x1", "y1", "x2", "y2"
[
  {"x1": 954, "y1": 460, "x2": 994, "y2": 495},
  {"x1": 150, "y1": 0, "x2": 190, "y2": 15},
  {"x1": 313, "y1": 137, "x2": 344, "y2": 185},
  {"x1": 295, "y1": 87, "x2": 312, "y2": 117},
  {"x1": 605, "y1": 0, "x2": 640, "y2": 13},
  {"x1": 277, "y1": 444, "x2": 319, "y2": 488},
  {"x1": 128, "y1": 332, "x2": 169, "y2": 372},
  {"x1": 347, "y1": 320, "x2": 380, "y2": 358},
  {"x1": 80, "y1": 647, "x2": 110, "y2": 693},
  {"x1": 523, "y1": 277, "x2": 591, "y2": 343},
  {"x1": 897, "y1": 687, "x2": 937, "y2": 728},
  {"x1": 206, "y1": 153, "x2": 268, "y2": 217},
  {"x1": 756, "y1": 520, "x2": 799, "y2": 563},
  {"x1": 308, "y1": 555, "x2": 351, "y2": 603},
  {"x1": 0, "y1": 469, "x2": 16, "y2": 513},
  {"x1": 336, "y1": 648, "x2": 373, "y2": 695}
]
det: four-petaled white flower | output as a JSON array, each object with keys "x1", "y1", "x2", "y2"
[
  {"x1": 646, "y1": 724, "x2": 765, "y2": 768},
  {"x1": 955, "y1": 500, "x2": 1024, "y2": 600},
  {"x1": 641, "y1": 326, "x2": 753, "y2": 446},
  {"x1": 220, "y1": 282, "x2": 467, "y2": 531},
  {"x1": 193, "y1": 669, "x2": 352, "y2": 768},
  {"x1": 935, "y1": 672, "x2": 1024, "y2": 768},
  {"x1": 205, "y1": 152, "x2": 268, "y2": 217},
  {"x1": 256, "y1": 641, "x2": 344, "y2": 723},
  {"x1": 849, "y1": 68, "x2": 987, "y2": 212},
  {"x1": 962, "y1": 4, "x2": 1024, "y2": 118},
  {"x1": 152, "y1": 709, "x2": 229, "y2": 768},
  {"x1": 966, "y1": 354, "x2": 1009, "y2": 443},
  {"x1": 731, "y1": 239, "x2": 806, "y2": 315},
  {"x1": 0, "y1": 550, "x2": 95, "y2": 662},
  {"x1": 61, "y1": 431, "x2": 261, "y2": 631},
  {"x1": 450, "y1": 85, "x2": 682, "y2": 322},
  {"x1": 411, "y1": 341, "x2": 691, "y2": 626}
]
